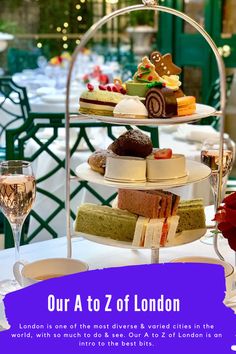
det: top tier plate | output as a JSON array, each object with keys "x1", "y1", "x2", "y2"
[{"x1": 78, "y1": 104, "x2": 216, "y2": 126}]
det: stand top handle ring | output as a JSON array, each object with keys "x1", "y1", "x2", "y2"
[{"x1": 66, "y1": 1, "x2": 226, "y2": 117}]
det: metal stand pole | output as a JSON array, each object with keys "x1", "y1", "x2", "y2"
[
  {"x1": 65, "y1": 0, "x2": 226, "y2": 261},
  {"x1": 151, "y1": 248, "x2": 160, "y2": 264}
]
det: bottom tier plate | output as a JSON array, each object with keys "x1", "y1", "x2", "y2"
[{"x1": 75, "y1": 228, "x2": 206, "y2": 249}]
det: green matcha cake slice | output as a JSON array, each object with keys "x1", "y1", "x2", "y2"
[
  {"x1": 75, "y1": 203, "x2": 138, "y2": 242},
  {"x1": 176, "y1": 199, "x2": 206, "y2": 233}
]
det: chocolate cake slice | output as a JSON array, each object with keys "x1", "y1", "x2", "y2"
[{"x1": 145, "y1": 87, "x2": 177, "y2": 118}]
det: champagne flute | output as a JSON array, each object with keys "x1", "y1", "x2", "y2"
[
  {"x1": 200, "y1": 136, "x2": 235, "y2": 243},
  {"x1": 0, "y1": 161, "x2": 36, "y2": 293}
]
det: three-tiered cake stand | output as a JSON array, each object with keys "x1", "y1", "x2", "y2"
[{"x1": 65, "y1": 0, "x2": 226, "y2": 263}]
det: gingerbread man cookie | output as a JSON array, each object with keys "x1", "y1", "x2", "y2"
[{"x1": 150, "y1": 51, "x2": 182, "y2": 77}]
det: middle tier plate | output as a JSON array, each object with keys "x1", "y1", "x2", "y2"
[{"x1": 75, "y1": 160, "x2": 211, "y2": 190}]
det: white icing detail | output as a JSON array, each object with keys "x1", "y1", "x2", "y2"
[{"x1": 114, "y1": 96, "x2": 148, "y2": 118}]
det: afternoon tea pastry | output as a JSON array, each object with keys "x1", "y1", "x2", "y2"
[
  {"x1": 133, "y1": 56, "x2": 161, "y2": 83},
  {"x1": 145, "y1": 85, "x2": 178, "y2": 118},
  {"x1": 88, "y1": 149, "x2": 111, "y2": 175},
  {"x1": 147, "y1": 150, "x2": 187, "y2": 181},
  {"x1": 177, "y1": 96, "x2": 196, "y2": 116},
  {"x1": 150, "y1": 51, "x2": 182, "y2": 77},
  {"x1": 79, "y1": 84, "x2": 124, "y2": 116},
  {"x1": 125, "y1": 56, "x2": 161, "y2": 98},
  {"x1": 109, "y1": 129, "x2": 153, "y2": 158},
  {"x1": 105, "y1": 155, "x2": 146, "y2": 182},
  {"x1": 159, "y1": 75, "x2": 182, "y2": 92},
  {"x1": 113, "y1": 96, "x2": 148, "y2": 119}
]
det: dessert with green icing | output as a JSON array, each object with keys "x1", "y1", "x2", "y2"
[
  {"x1": 126, "y1": 53, "x2": 183, "y2": 99},
  {"x1": 126, "y1": 56, "x2": 160, "y2": 97}
]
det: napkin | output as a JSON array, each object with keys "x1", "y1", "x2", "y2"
[{"x1": 174, "y1": 124, "x2": 219, "y2": 143}]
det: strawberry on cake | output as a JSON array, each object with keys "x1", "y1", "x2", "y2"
[{"x1": 79, "y1": 83, "x2": 125, "y2": 116}]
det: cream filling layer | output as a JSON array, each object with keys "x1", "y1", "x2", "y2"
[{"x1": 80, "y1": 102, "x2": 114, "y2": 111}]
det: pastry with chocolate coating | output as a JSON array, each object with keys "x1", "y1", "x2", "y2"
[
  {"x1": 145, "y1": 86, "x2": 178, "y2": 118},
  {"x1": 109, "y1": 129, "x2": 153, "y2": 158}
]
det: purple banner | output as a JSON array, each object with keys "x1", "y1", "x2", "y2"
[{"x1": 0, "y1": 264, "x2": 236, "y2": 353}]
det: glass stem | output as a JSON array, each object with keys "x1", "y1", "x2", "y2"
[{"x1": 11, "y1": 223, "x2": 23, "y2": 261}]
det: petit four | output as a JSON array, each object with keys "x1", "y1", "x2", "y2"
[
  {"x1": 126, "y1": 55, "x2": 182, "y2": 99},
  {"x1": 150, "y1": 51, "x2": 182, "y2": 76},
  {"x1": 75, "y1": 203, "x2": 137, "y2": 242},
  {"x1": 126, "y1": 81, "x2": 149, "y2": 98},
  {"x1": 147, "y1": 150, "x2": 187, "y2": 181},
  {"x1": 105, "y1": 155, "x2": 146, "y2": 182},
  {"x1": 126, "y1": 56, "x2": 161, "y2": 98},
  {"x1": 109, "y1": 129, "x2": 153, "y2": 158},
  {"x1": 117, "y1": 189, "x2": 180, "y2": 219},
  {"x1": 133, "y1": 56, "x2": 161, "y2": 83},
  {"x1": 177, "y1": 96, "x2": 196, "y2": 116},
  {"x1": 78, "y1": 50, "x2": 197, "y2": 118},
  {"x1": 113, "y1": 96, "x2": 148, "y2": 119},
  {"x1": 145, "y1": 84, "x2": 178, "y2": 118},
  {"x1": 79, "y1": 85, "x2": 124, "y2": 116},
  {"x1": 176, "y1": 199, "x2": 206, "y2": 233},
  {"x1": 88, "y1": 150, "x2": 111, "y2": 175}
]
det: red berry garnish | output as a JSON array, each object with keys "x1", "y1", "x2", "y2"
[
  {"x1": 106, "y1": 85, "x2": 112, "y2": 91},
  {"x1": 119, "y1": 87, "x2": 127, "y2": 95},
  {"x1": 138, "y1": 74, "x2": 143, "y2": 78},
  {"x1": 145, "y1": 64, "x2": 150, "y2": 69},
  {"x1": 148, "y1": 76, "x2": 153, "y2": 81},
  {"x1": 99, "y1": 85, "x2": 106, "y2": 91},
  {"x1": 112, "y1": 86, "x2": 118, "y2": 92},
  {"x1": 87, "y1": 83, "x2": 94, "y2": 91},
  {"x1": 154, "y1": 148, "x2": 172, "y2": 160}
]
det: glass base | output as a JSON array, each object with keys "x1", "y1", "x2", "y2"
[
  {"x1": 0, "y1": 279, "x2": 21, "y2": 296},
  {"x1": 200, "y1": 234, "x2": 215, "y2": 245},
  {"x1": 200, "y1": 233, "x2": 224, "y2": 245}
]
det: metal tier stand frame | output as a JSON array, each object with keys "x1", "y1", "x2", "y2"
[{"x1": 65, "y1": 0, "x2": 226, "y2": 262}]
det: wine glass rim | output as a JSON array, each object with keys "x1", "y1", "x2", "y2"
[{"x1": 0, "y1": 160, "x2": 31, "y2": 168}]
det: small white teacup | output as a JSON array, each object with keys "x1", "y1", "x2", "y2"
[
  {"x1": 13, "y1": 258, "x2": 89, "y2": 287},
  {"x1": 170, "y1": 256, "x2": 235, "y2": 300}
]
